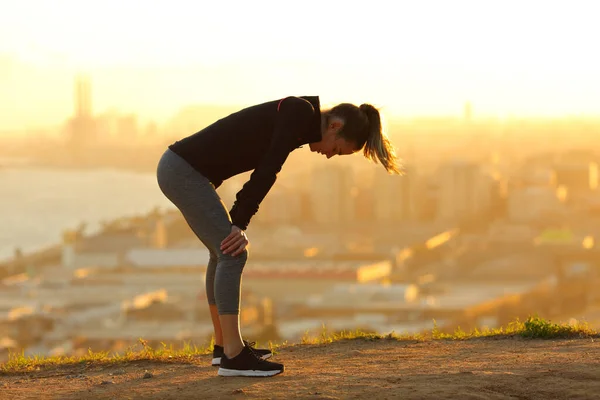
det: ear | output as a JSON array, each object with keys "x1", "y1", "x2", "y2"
[{"x1": 330, "y1": 119, "x2": 344, "y2": 132}]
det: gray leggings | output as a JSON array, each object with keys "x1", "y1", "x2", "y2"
[{"x1": 156, "y1": 148, "x2": 247, "y2": 315}]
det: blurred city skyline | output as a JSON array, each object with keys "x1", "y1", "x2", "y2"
[{"x1": 3, "y1": 0, "x2": 600, "y2": 132}]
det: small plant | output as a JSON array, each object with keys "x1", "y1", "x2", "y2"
[
  {"x1": 0, "y1": 341, "x2": 211, "y2": 374},
  {"x1": 520, "y1": 315, "x2": 594, "y2": 339},
  {"x1": 1, "y1": 316, "x2": 597, "y2": 374}
]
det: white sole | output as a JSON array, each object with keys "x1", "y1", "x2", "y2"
[
  {"x1": 212, "y1": 353, "x2": 272, "y2": 366},
  {"x1": 218, "y1": 367, "x2": 283, "y2": 377}
]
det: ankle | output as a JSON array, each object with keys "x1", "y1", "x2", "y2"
[{"x1": 224, "y1": 343, "x2": 244, "y2": 359}]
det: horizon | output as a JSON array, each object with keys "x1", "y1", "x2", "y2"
[
  {"x1": 2, "y1": 0, "x2": 600, "y2": 132},
  {"x1": 3, "y1": 93, "x2": 600, "y2": 137}
]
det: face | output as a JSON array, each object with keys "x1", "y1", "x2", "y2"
[{"x1": 309, "y1": 118, "x2": 359, "y2": 159}]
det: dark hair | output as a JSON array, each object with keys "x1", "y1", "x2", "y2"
[{"x1": 326, "y1": 103, "x2": 402, "y2": 174}]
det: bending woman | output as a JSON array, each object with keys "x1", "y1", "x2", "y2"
[{"x1": 156, "y1": 96, "x2": 401, "y2": 377}]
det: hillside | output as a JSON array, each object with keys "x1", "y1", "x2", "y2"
[
  {"x1": 1, "y1": 318, "x2": 599, "y2": 399},
  {"x1": 0, "y1": 337, "x2": 598, "y2": 399}
]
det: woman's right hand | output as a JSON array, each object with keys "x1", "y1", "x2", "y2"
[{"x1": 220, "y1": 225, "x2": 249, "y2": 257}]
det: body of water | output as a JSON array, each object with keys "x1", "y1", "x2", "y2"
[{"x1": 0, "y1": 165, "x2": 175, "y2": 262}]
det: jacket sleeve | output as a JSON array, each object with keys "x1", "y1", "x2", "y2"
[{"x1": 229, "y1": 97, "x2": 315, "y2": 230}]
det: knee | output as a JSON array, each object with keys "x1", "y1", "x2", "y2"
[
  {"x1": 218, "y1": 248, "x2": 248, "y2": 263},
  {"x1": 237, "y1": 249, "x2": 249, "y2": 262}
]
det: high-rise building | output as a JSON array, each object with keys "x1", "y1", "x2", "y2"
[
  {"x1": 257, "y1": 186, "x2": 302, "y2": 225},
  {"x1": 117, "y1": 114, "x2": 139, "y2": 140},
  {"x1": 464, "y1": 101, "x2": 472, "y2": 122},
  {"x1": 553, "y1": 162, "x2": 598, "y2": 192},
  {"x1": 75, "y1": 75, "x2": 92, "y2": 118},
  {"x1": 507, "y1": 187, "x2": 565, "y2": 224},
  {"x1": 310, "y1": 164, "x2": 355, "y2": 226},
  {"x1": 436, "y1": 160, "x2": 492, "y2": 222},
  {"x1": 550, "y1": 161, "x2": 599, "y2": 207},
  {"x1": 372, "y1": 166, "x2": 414, "y2": 223},
  {"x1": 67, "y1": 75, "x2": 96, "y2": 149}
]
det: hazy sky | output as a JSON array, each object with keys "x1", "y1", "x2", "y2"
[{"x1": 2, "y1": 0, "x2": 600, "y2": 131}]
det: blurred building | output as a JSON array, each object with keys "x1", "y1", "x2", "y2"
[
  {"x1": 507, "y1": 187, "x2": 567, "y2": 224},
  {"x1": 464, "y1": 101, "x2": 472, "y2": 122},
  {"x1": 257, "y1": 186, "x2": 303, "y2": 225},
  {"x1": 65, "y1": 75, "x2": 96, "y2": 150},
  {"x1": 435, "y1": 160, "x2": 493, "y2": 222},
  {"x1": 310, "y1": 164, "x2": 355, "y2": 226},
  {"x1": 413, "y1": 178, "x2": 438, "y2": 222},
  {"x1": 61, "y1": 212, "x2": 188, "y2": 270},
  {"x1": 552, "y1": 161, "x2": 598, "y2": 203},
  {"x1": 372, "y1": 166, "x2": 415, "y2": 223},
  {"x1": 520, "y1": 166, "x2": 557, "y2": 187},
  {"x1": 94, "y1": 111, "x2": 140, "y2": 143},
  {"x1": 353, "y1": 186, "x2": 374, "y2": 222},
  {"x1": 241, "y1": 259, "x2": 392, "y2": 303}
]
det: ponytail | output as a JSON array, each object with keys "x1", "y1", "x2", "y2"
[{"x1": 359, "y1": 104, "x2": 403, "y2": 175}]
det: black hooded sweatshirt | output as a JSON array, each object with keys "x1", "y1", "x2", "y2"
[{"x1": 168, "y1": 96, "x2": 322, "y2": 231}]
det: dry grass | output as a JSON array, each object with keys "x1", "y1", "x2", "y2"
[{"x1": 1, "y1": 315, "x2": 597, "y2": 375}]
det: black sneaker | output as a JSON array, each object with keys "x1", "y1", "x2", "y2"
[
  {"x1": 218, "y1": 344, "x2": 284, "y2": 377},
  {"x1": 212, "y1": 340, "x2": 272, "y2": 366}
]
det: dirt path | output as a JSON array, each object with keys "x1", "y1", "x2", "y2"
[{"x1": 2, "y1": 337, "x2": 599, "y2": 399}]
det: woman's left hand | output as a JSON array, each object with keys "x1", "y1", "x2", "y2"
[{"x1": 220, "y1": 225, "x2": 249, "y2": 256}]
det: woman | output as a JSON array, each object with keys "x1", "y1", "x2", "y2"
[{"x1": 157, "y1": 96, "x2": 401, "y2": 377}]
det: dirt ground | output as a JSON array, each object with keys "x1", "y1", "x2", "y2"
[{"x1": 1, "y1": 337, "x2": 599, "y2": 399}]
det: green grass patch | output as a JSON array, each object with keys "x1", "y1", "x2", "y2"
[
  {"x1": 519, "y1": 315, "x2": 596, "y2": 339},
  {"x1": 2, "y1": 316, "x2": 597, "y2": 374},
  {"x1": 428, "y1": 316, "x2": 597, "y2": 340},
  {"x1": 1, "y1": 339, "x2": 212, "y2": 375}
]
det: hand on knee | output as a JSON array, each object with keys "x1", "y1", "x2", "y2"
[{"x1": 220, "y1": 225, "x2": 249, "y2": 257}]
